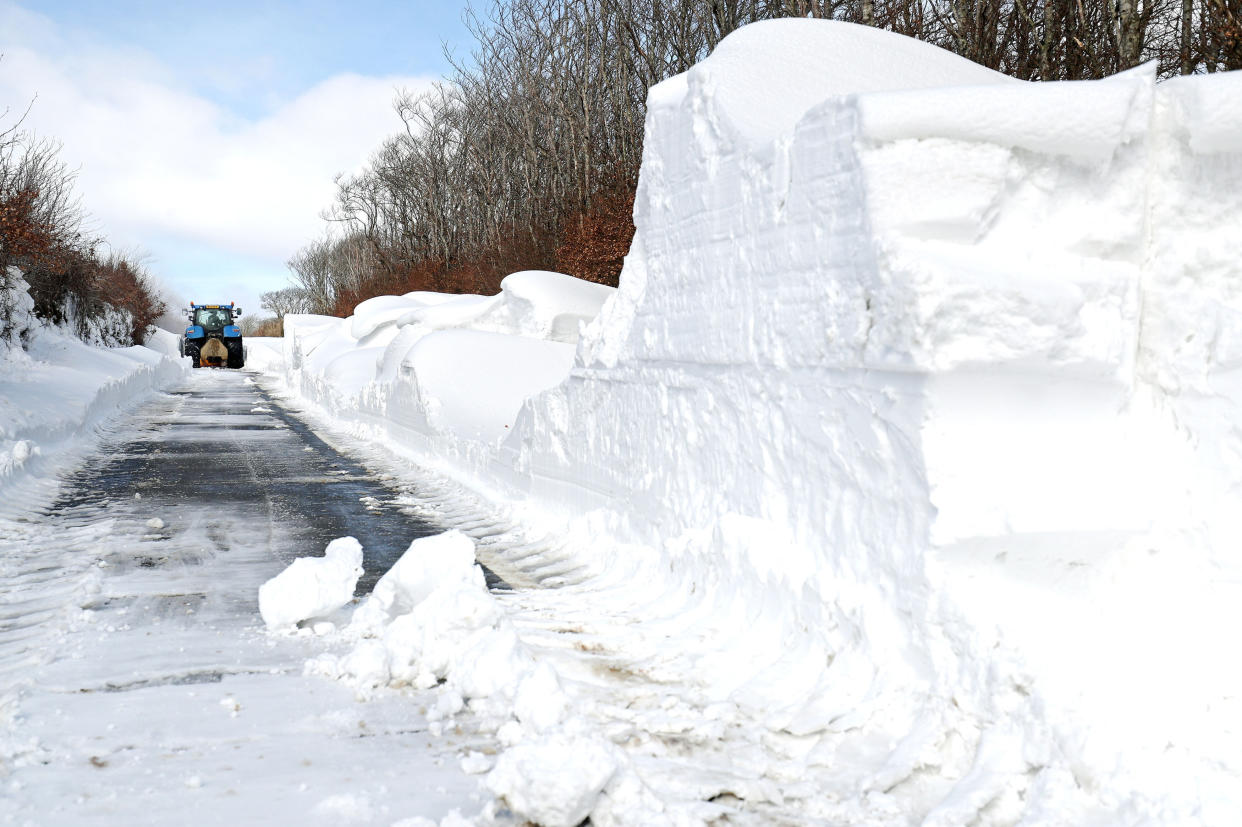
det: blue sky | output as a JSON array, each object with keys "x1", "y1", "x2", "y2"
[{"x1": 0, "y1": 1, "x2": 472, "y2": 318}]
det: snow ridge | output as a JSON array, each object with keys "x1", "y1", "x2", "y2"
[{"x1": 271, "y1": 20, "x2": 1242, "y2": 826}]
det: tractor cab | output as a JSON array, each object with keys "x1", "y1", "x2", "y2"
[
  {"x1": 192, "y1": 306, "x2": 236, "y2": 330},
  {"x1": 182, "y1": 302, "x2": 245, "y2": 368}
]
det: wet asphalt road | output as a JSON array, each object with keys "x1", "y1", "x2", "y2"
[
  {"x1": 51, "y1": 369, "x2": 499, "y2": 594},
  {"x1": 0, "y1": 368, "x2": 501, "y2": 825}
]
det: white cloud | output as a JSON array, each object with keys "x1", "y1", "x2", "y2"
[{"x1": 0, "y1": 2, "x2": 435, "y2": 298}]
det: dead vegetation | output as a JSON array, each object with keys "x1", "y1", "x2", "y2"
[{"x1": 2, "y1": 109, "x2": 164, "y2": 347}]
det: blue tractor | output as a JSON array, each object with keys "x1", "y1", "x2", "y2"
[{"x1": 182, "y1": 302, "x2": 245, "y2": 368}]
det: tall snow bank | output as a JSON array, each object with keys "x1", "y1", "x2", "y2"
[
  {"x1": 0, "y1": 273, "x2": 188, "y2": 501},
  {"x1": 503, "y1": 20, "x2": 1242, "y2": 824},
  {"x1": 681, "y1": 16, "x2": 1013, "y2": 145},
  {"x1": 264, "y1": 19, "x2": 1242, "y2": 824}
]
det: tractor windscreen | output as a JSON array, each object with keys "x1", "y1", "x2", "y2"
[{"x1": 194, "y1": 308, "x2": 234, "y2": 329}]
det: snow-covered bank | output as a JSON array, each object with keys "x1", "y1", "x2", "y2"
[
  {"x1": 0, "y1": 274, "x2": 189, "y2": 510},
  {"x1": 268, "y1": 19, "x2": 1242, "y2": 825}
]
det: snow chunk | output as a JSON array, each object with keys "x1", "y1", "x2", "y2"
[
  {"x1": 258, "y1": 537, "x2": 363, "y2": 631},
  {"x1": 392, "y1": 811, "x2": 475, "y2": 827},
  {"x1": 513, "y1": 662, "x2": 569, "y2": 735},
  {"x1": 349, "y1": 530, "x2": 481, "y2": 635},
  {"x1": 338, "y1": 638, "x2": 390, "y2": 689},
  {"x1": 459, "y1": 750, "x2": 492, "y2": 774},
  {"x1": 326, "y1": 530, "x2": 536, "y2": 701},
  {"x1": 486, "y1": 734, "x2": 619, "y2": 827},
  {"x1": 11, "y1": 439, "x2": 33, "y2": 464},
  {"x1": 312, "y1": 792, "x2": 374, "y2": 823}
]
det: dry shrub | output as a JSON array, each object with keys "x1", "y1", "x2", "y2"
[
  {"x1": 556, "y1": 176, "x2": 636, "y2": 288},
  {"x1": 0, "y1": 188, "x2": 56, "y2": 267},
  {"x1": 251, "y1": 317, "x2": 284, "y2": 337},
  {"x1": 3, "y1": 138, "x2": 164, "y2": 346},
  {"x1": 94, "y1": 256, "x2": 166, "y2": 345}
]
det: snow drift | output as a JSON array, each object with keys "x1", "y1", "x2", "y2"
[
  {"x1": 0, "y1": 268, "x2": 188, "y2": 507},
  {"x1": 282, "y1": 270, "x2": 613, "y2": 455},
  {"x1": 276, "y1": 20, "x2": 1242, "y2": 825}
]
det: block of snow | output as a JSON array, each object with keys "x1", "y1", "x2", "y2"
[
  {"x1": 513, "y1": 662, "x2": 569, "y2": 735},
  {"x1": 459, "y1": 750, "x2": 492, "y2": 774},
  {"x1": 486, "y1": 734, "x2": 619, "y2": 827},
  {"x1": 338, "y1": 638, "x2": 390, "y2": 689},
  {"x1": 312, "y1": 792, "x2": 374, "y2": 822},
  {"x1": 258, "y1": 537, "x2": 363, "y2": 631},
  {"x1": 381, "y1": 585, "x2": 505, "y2": 689},
  {"x1": 350, "y1": 530, "x2": 482, "y2": 634},
  {"x1": 327, "y1": 529, "x2": 537, "y2": 701}
]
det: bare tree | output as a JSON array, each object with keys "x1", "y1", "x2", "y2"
[{"x1": 260, "y1": 287, "x2": 310, "y2": 320}]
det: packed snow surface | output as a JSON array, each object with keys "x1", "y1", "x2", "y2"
[{"x1": 270, "y1": 19, "x2": 1242, "y2": 826}]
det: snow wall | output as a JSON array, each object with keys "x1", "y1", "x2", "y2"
[
  {"x1": 0, "y1": 269, "x2": 188, "y2": 507},
  {"x1": 281, "y1": 20, "x2": 1242, "y2": 824}
]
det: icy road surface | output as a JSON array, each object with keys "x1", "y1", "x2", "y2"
[{"x1": 0, "y1": 370, "x2": 494, "y2": 825}]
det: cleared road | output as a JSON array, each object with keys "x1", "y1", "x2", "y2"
[{"x1": 0, "y1": 370, "x2": 493, "y2": 825}]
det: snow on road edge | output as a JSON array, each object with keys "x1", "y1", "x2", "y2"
[{"x1": 0, "y1": 312, "x2": 189, "y2": 516}]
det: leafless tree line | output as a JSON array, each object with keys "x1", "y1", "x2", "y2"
[{"x1": 287, "y1": 0, "x2": 1241, "y2": 316}]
